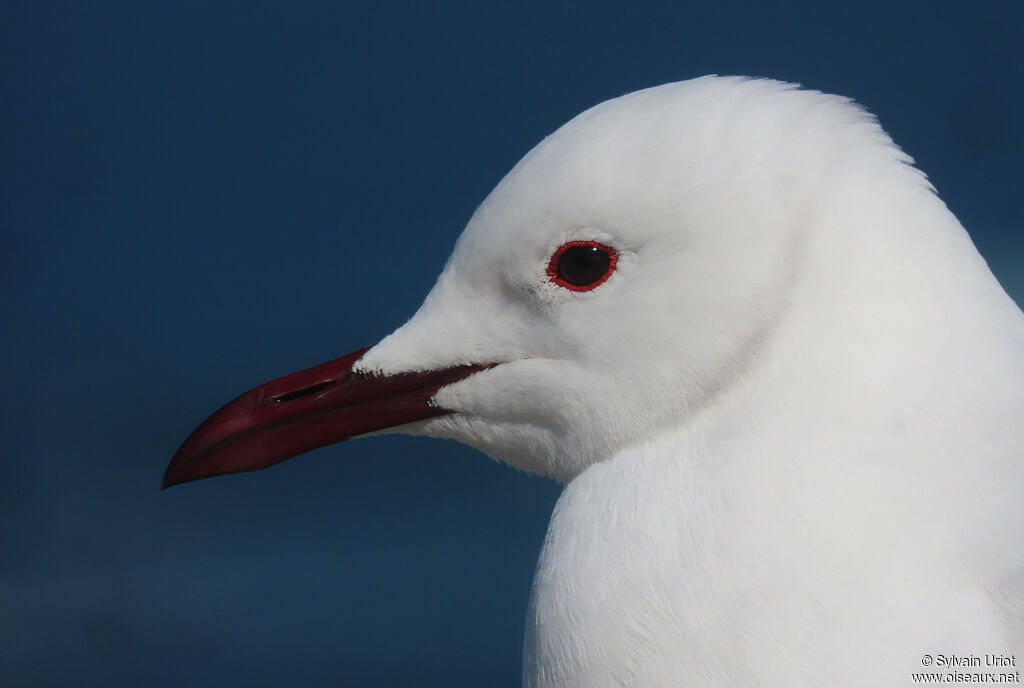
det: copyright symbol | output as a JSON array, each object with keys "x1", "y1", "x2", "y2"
[{"x1": 922, "y1": 655, "x2": 933, "y2": 666}]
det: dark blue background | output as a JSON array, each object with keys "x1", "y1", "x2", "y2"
[{"x1": 2, "y1": 2, "x2": 1021, "y2": 686}]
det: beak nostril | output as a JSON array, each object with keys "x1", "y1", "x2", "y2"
[{"x1": 273, "y1": 381, "x2": 335, "y2": 404}]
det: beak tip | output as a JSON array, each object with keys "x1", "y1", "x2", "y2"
[
  {"x1": 161, "y1": 450, "x2": 204, "y2": 490},
  {"x1": 160, "y1": 463, "x2": 184, "y2": 490}
]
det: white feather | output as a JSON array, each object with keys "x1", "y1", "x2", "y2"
[{"x1": 355, "y1": 76, "x2": 1024, "y2": 686}]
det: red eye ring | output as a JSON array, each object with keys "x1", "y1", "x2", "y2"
[{"x1": 546, "y1": 240, "x2": 618, "y2": 292}]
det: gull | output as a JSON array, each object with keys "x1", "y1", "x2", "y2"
[{"x1": 164, "y1": 76, "x2": 1024, "y2": 687}]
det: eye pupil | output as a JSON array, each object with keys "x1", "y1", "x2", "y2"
[
  {"x1": 547, "y1": 241, "x2": 618, "y2": 291},
  {"x1": 559, "y1": 246, "x2": 609, "y2": 285}
]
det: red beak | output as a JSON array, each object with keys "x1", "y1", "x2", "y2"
[{"x1": 162, "y1": 347, "x2": 491, "y2": 489}]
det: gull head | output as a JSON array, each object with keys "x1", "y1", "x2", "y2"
[{"x1": 164, "y1": 76, "x2": 927, "y2": 487}]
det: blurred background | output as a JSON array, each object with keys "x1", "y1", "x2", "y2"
[{"x1": 2, "y1": 1, "x2": 1021, "y2": 686}]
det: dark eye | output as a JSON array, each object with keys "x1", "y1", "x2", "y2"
[{"x1": 546, "y1": 241, "x2": 618, "y2": 291}]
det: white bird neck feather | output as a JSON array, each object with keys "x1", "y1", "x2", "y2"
[{"x1": 525, "y1": 168, "x2": 1024, "y2": 685}]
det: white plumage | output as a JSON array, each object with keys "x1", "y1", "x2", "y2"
[{"x1": 353, "y1": 76, "x2": 1024, "y2": 686}]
